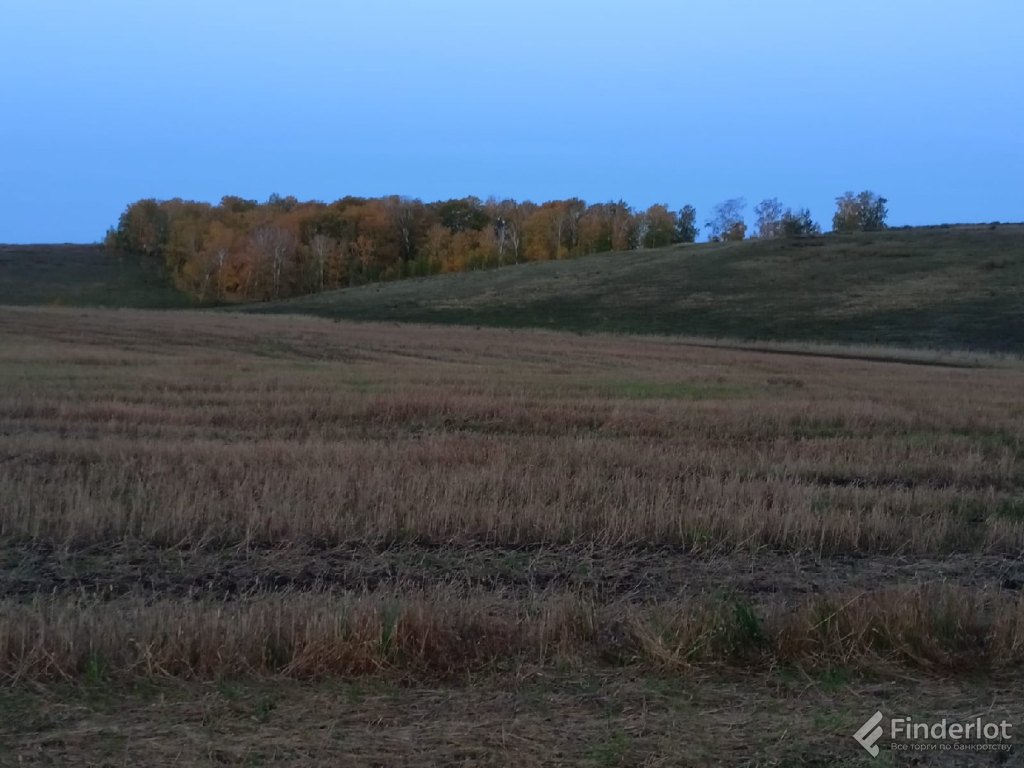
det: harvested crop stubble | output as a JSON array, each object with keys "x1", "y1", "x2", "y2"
[
  {"x1": 1, "y1": 586, "x2": 1022, "y2": 682},
  {"x1": 1, "y1": 307, "x2": 1022, "y2": 555},
  {"x1": 1, "y1": 306, "x2": 1023, "y2": 688}
]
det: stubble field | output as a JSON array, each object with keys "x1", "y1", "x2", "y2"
[{"x1": 1, "y1": 305, "x2": 1023, "y2": 766}]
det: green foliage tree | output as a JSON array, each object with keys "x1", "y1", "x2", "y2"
[
  {"x1": 859, "y1": 192, "x2": 888, "y2": 231},
  {"x1": 220, "y1": 195, "x2": 258, "y2": 214},
  {"x1": 266, "y1": 193, "x2": 299, "y2": 212},
  {"x1": 676, "y1": 205, "x2": 698, "y2": 243},
  {"x1": 642, "y1": 204, "x2": 678, "y2": 248},
  {"x1": 436, "y1": 198, "x2": 489, "y2": 233},
  {"x1": 832, "y1": 191, "x2": 888, "y2": 233},
  {"x1": 780, "y1": 208, "x2": 821, "y2": 236}
]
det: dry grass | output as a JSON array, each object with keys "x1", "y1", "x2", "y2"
[
  {"x1": 1, "y1": 586, "x2": 1021, "y2": 683},
  {"x1": 1, "y1": 307, "x2": 1022, "y2": 555},
  {"x1": 8, "y1": 671, "x2": 1022, "y2": 767},
  {"x1": 1, "y1": 306, "x2": 1023, "y2": 688}
]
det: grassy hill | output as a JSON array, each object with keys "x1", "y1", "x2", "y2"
[
  {"x1": 0, "y1": 244, "x2": 193, "y2": 308},
  {"x1": 242, "y1": 224, "x2": 1024, "y2": 353},
  {"x1": 3, "y1": 227, "x2": 1022, "y2": 352}
]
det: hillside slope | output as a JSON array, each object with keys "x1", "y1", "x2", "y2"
[
  {"x1": 242, "y1": 225, "x2": 1024, "y2": 353},
  {"x1": 0, "y1": 244, "x2": 193, "y2": 308}
]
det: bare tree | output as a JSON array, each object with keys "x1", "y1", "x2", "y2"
[
  {"x1": 608, "y1": 201, "x2": 634, "y2": 250},
  {"x1": 385, "y1": 196, "x2": 421, "y2": 262},
  {"x1": 563, "y1": 198, "x2": 587, "y2": 255},
  {"x1": 754, "y1": 198, "x2": 785, "y2": 239},
  {"x1": 251, "y1": 225, "x2": 295, "y2": 300},
  {"x1": 633, "y1": 211, "x2": 651, "y2": 249},
  {"x1": 308, "y1": 233, "x2": 334, "y2": 292},
  {"x1": 196, "y1": 245, "x2": 229, "y2": 301},
  {"x1": 505, "y1": 201, "x2": 533, "y2": 263},
  {"x1": 486, "y1": 198, "x2": 515, "y2": 264},
  {"x1": 705, "y1": 198, "x2": 746, "y2": 242}
]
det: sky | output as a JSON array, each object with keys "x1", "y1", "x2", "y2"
[{"x1": 1, "y1": 0, "x2": 1022, "y2": 243}]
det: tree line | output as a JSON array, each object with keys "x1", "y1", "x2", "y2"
[{"x1": 106, "y1": 191, "x2": 887, "y2": 302}]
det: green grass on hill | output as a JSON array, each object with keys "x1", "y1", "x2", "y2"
[
  {"x1": 3, "y1": 227, "x2": 1022, "y2": 353},
  {"x1": 242, "y1": 225, "x2": 1024, "y2": 353},
  {"x1": 0, "y1": 244, "x2": 194, "y2": 308}
]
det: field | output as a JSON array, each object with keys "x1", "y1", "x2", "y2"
[
  {"x1": 243, "y1": 225, "x2": 1024, "y2": 353},
  {"x1": 2, "y1": 305, "x2": 1023, "y2": 766},
  {"x1": 0, "y1": 244, "x2": 194, "y2": 309}
]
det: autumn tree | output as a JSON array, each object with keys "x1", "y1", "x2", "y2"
[
  {"x1": 162, "y1": 200, "x2": 211, "y2": 272},
  {"x1": 200, "y1": 221, "x2": 237, "y2": 299},
  {"x1": 421, "y1": 223, "x2": 453, "y2": 272},
  {"x1": 832, "y1": 191, "x2": 888, "y2": 233},
  {"x1": 112, "y1": 199, "x2": 169, "y2": 255},
  {"x1": 108, "y1": 192, "x2": 764, "y2": 302},
  {"x1": 343, "y1": 199, "x2": 401, "y2": 280},
  {"x1": 575, "y1": 203, "x2": 614, "y2": 253},
  {"x1": 522, "y1": 202, "x2": 567, "y2": 261},
  {"x1": 642, "y1": 204, "x2": 678, "y2": 248},
  {"x1": 165, "y1": 215, "x2": 206, "y2": 291}
]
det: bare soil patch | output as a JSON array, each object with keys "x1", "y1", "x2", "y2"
[{"x1": 4, "y1": 543, "x2": 1024, "y2": 604}]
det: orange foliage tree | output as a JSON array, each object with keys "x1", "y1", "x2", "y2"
[{"x1": 108, "y1": 193, "x2": 702, "y2": 302}]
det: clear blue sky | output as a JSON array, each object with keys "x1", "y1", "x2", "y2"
[{"x1": 1, "y1": 0, "x2": 1021, "y2": 243}]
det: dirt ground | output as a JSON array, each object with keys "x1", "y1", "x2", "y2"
[{"x1": 4, "y1": 543, "x2": 1024, "y2": 604}]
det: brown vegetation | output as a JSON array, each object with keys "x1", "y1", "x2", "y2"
[
  {"x1": 2, "y1": 307, "x2": 1021, "y2": 555},
  {"x1": 0, "y1": 306, "x2": 1022, "y2": 687},
  {"x1": 3, "y1": 587, "x2": 1023, "y2": 684}
]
